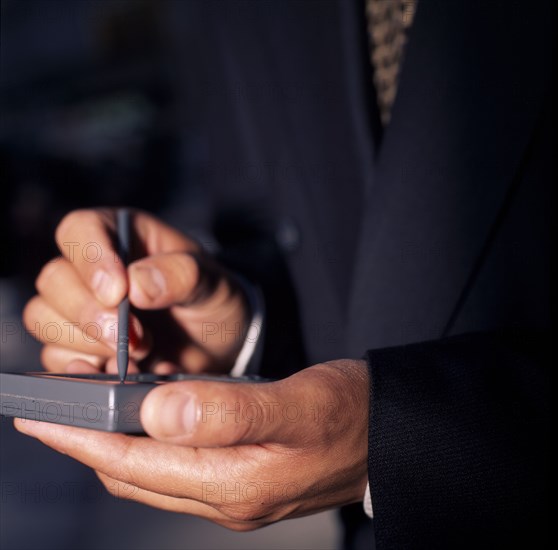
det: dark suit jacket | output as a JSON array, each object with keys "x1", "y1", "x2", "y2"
[{"x1": 171, "y1": 0, "x2": 553, "y2": 548}]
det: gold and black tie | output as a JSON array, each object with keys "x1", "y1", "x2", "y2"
[{"x1": 365, "y1": 0, "x2": 417, "y2": 125}]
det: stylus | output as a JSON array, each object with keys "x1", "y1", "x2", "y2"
[{"x1": 117, "y1": 209, "x2": 130, "y2": 383}]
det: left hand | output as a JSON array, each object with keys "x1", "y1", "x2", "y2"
[{"x1": 14, "y1": 360, "x2": 369, "y2": 531}]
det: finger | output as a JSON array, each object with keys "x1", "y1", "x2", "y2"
[
  {"x1": 24, "y1": 294, "x2": 148, "y2": 361},
  {"x1": 132, "y1": 211, "x2": 199, "y2": 256},
  {"x1": 13, "y1": 420, "x2": 215, "y2": 500},
  {"x1": 128, "y1": 252, "x2": 221, "y2": 310},
  {"x1": 36, "y1": 257, "x2": 103, "y2": 321},
  {"x1": 41, "y1": 345, "x2": 105, "y2": 372},
  {"x1": 151, "y1": 361, "x2": 181, "y2": 375},
  {"x1": 23, "y1": 296, "x2": 114, "y2": 356},
  {"x1": 95, "y1": 471, "x2": 226, "y2": 520},
  {"x1": 13, "y1": 419, "x2": 281, "y2": 516},
  {"x1": 178, "y1": 346, "x2": 214, "y2": 374},
  {"x1": 36, "y1": 258, "x2": 148, "y2": 356},
  {"x1": 54, "y1": 209, "x2": 128, "y2": 308},
  {"x1": 54, "y1": 209, "x2": 199, "y2": 309},
  {"x1": 65, "y1": 359, "x2": 101, "y2": 375},
  {"x1": 95, "y1": 472, "x2": 264, "y2": 531},
  {"x1": 140, "y1": 375, "x2": 322, "y2": 448}
]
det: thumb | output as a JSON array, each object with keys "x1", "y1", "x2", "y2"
[
  {"x1": 128, "y1": 252, "x2": 224, "y2": 310},
  {"x1": 140, "y1": 377, "x2": 311, "y2": 447}
]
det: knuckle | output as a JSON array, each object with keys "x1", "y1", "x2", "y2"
[
  {"x1": 175, "y1": 253, "x2": 200, "y2": 292},
  {"x1": 55, "y1": 209, "x2": 110, "y2": 253},
  {"x1": 40, "y1": 346, "x2": 56, "y2": 370},
  {"x1": 35, "y1": 258, "x2": 63, "y2": 294},
  {"x1": 55, "y1": 210, "x2": 87, "y2": 244},
  {"x1": 110, "y1": 438, "x2": 142, "y2": 487},
  {"x1": 22, "y1": 296, "x2": 41, "y2": 332},
  {"x1": 96, "y1": 473, "x2": 119, "y2": 497}
]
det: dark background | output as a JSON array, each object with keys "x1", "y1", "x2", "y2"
[{"x1": 0, "y1": 1, "x2": 336, "y2": 548}]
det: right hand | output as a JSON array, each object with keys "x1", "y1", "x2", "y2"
[{"x1": 23, "y1": 208, "x2": 251, "y2": 375}]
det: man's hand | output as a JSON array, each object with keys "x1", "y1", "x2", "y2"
[
  {"x1": 14, "y1": 360, "x2": 369, "y2": 530},
  {"x1": 23, "y1": 208, "x2": 249, "y2": 375}
]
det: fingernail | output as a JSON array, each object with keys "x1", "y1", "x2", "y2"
[
  {"x1": 129, "y1": 315, "x2": 144, "y2": 344},
  {"x1": 131, "y1": 315, "x2": 143, "y2": 339},
  {"x1": 160, "y1": 392, "x2": 198, "y2": 437},
  {"x1": 129, "y1": 315, "x2": 149, "y2": 358},
  {"x1": 92, "y1": 269, "x2": 120, "y2": 305},
  {"x1": 133, "y1": 266, "x2": 166, "y2": 301}
]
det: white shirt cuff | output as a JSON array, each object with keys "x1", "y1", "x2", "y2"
[
  {"x1": 229, "y1": 277, "x2": 264, "y2": 377},
  {"x1": 363, "y1": 482, "x2": 373, "y2": 518}
]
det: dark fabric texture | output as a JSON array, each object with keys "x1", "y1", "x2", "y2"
[
  {"x1": 366, "y1": 332, "x2": 550, "y2": 548},
  {"x1": 170, "y1": 0, "x2": 554, "y2": 548}
]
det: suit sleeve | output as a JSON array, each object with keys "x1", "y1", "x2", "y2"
[{"x1": 366, "y1": 330, "x2": 550, "y2": 549}]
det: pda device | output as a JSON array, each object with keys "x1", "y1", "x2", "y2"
[{"x1": 0, "y1": 372, "x2": 268, "y2": 433}]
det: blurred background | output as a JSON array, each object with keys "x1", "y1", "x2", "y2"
[{"x1": 0, "y1": 1, "x2": 338, "y2": 548}]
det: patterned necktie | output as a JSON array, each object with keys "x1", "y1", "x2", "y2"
[{"x1": 366, "y1": 0, "x2": 417, "y2": 126}]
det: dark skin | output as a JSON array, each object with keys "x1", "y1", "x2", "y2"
[{"x1": 17, "y1": 208, "x2": 370, "y2": 530}]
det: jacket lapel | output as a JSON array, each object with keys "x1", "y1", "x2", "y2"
[
  {"x1": 256, "y1": 0, "x2": 376, "y2": 314},
  {"x1": 347, "y1": 0, "x2": 554, "y2": 353}
]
